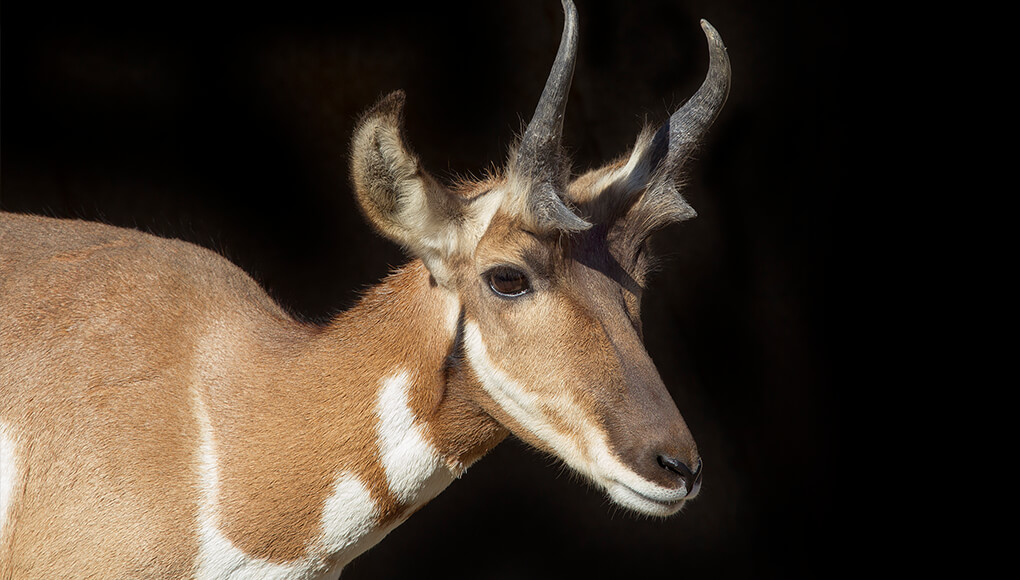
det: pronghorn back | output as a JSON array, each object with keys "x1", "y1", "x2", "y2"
[{"x1": 1, "y1": 2, "x2": 729, "y2": 578}]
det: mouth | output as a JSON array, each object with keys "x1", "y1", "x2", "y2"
[{"x1": 608, "y1": 482, "x2": 688, "y2": 517}]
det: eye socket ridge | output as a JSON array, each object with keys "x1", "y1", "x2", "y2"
[{"x1": 485, "y1": 265, "x2": 532, "y2": 298}]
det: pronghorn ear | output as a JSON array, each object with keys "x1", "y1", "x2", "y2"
[
  {"x1": 350, "y1": 91, "x2": 467, "y2": 279},
  {"x1": 566, "y1": 127, "x2": 697, "y2": 237},
  {"x1": 609, "y1": 126, "x2": 700, "y2": 230},
  {"x1": 568, "y1": 20, "x2": 730, "y2": 234}
]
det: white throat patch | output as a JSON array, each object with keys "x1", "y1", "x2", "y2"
[{"x1": 376, "y1": 371, "x2": 451, "y2": 505}]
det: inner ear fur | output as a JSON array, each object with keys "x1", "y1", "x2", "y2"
[
  {"x1": 350, "y1": 91, "x2": 469, "y2": 274},
  {"x1": 568, "y1": 126, "x2": 697, "y2": 239}
]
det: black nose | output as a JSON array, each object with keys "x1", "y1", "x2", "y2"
[{"x1": 656, "y1": 455, "x2": 703, "y2": 493}]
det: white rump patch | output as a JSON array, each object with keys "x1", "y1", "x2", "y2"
[
  {"x1": 376, "y1": 371, "x2": 451, "y2": 505},
  {"x1": 462, "y1": 322, "x2": 689, "y2": 516},
  {"x1": 1, "y1": 422, "x2": 16, "y2": 535}
]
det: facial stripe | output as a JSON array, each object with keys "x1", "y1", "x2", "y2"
[
  {"x1": 461, "y1": 321, "x2": 689, "y2": 515},
  {"x1": 376, "y1": 371, "x2": 447, "y2": 505},
  {"x1": 461, "y1": 321, "x2": 595, "y2": 470}
]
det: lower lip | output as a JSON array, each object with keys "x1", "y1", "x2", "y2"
[{"x1": 628, "y1": 486, "x2": 686, "y2": 509}]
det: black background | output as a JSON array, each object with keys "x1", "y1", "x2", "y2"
[{"x1": 2, "y1": 0, "x2": 846, "y2": 577}]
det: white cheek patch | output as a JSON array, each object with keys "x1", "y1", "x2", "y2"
[
  {"x1": 1, "y1": 421, "x2": 17, "y2": 536},
  {"x1": 376, "y1": 371, "x2": 451, "y2": 505},
  {"x1": 461, "y1": 322, "x2": 597, "y2": 475},
  {"x1": 462, "y1": 321, "x2": 690, "y2": 517}
]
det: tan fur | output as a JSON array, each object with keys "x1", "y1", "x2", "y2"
[
  {"x1": 452, "y1": 209, "x2": 697, "y2": 481},
  {"x1": 0, "y1": 117, "x2": 701, "y2": 578},
  {"x1": 0, "y1": 214, "x2": 506, "y2": 577},
  {"x1": 0, "y1": 119, "x2": 700, "y2": 578},
  {"x1": 1, "y1": 9, "x2": 725, "y2": 575}
]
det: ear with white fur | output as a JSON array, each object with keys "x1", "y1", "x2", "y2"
[
  {"x1": 350, "y1": 91, "x2": 467, "y2": 282},
  {"x1": 568, "y1": 20, "x2": 731, "y2": 232}
]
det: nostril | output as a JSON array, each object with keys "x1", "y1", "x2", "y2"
[
  {"x1": 656, "y1": 454, "x2": 705, "y2": 491},
  {"x1": 656, "y1": 455, "x2": 701, "y2": 491}
]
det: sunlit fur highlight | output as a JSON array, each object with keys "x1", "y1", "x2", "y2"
[{"x1": 0, "y1": 6, "x2": 727, "y2": 576}]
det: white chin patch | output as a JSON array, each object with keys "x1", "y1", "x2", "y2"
[{"x1": 607, "y1": 482, "x2": 688, "y2": 517}]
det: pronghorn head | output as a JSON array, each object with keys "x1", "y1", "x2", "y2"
[{"x1": 350, "y1": 0, "x2": 729, "y2": 516}]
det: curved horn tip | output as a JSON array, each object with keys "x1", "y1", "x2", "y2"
[
  {"x1": 699, "y1": 19, "x2": 719, "y2": 38},
  {"x1": 699, "y1": 19, "x2": 727, "y2": 51}
]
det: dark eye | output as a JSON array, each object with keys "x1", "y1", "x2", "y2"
[{"x1": 486, "y1": 266, "x2": 531, "y2": 298}]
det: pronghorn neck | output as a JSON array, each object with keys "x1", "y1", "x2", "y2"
[
  {"x1": 319, "y1": 259, "x2": 509, "y2": 476},
  {"x1": 191, "y1": 259, "x2": 505, "y2": 576}
]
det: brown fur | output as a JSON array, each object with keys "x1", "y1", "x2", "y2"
[
  {"x1": 1, "y1": 10, "x2": 725, "y2": 576},
  {"x1": 0, "y1": 213, "x2": 506, "y2": 577},
  {"x1": 0, "y1": 111, "x2": 701, "y2": 578}
]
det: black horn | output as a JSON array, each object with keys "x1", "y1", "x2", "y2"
[
  {"x1": 651, "y1": 20, "x2": 732, "y2": 181},
  {"x1": 512, "y1": 0, "x2": 591, "y2": 232}
]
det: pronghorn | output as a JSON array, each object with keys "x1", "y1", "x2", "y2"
[{"x1": 0, "y1": 1, "x2": 730, "y2": 577}]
